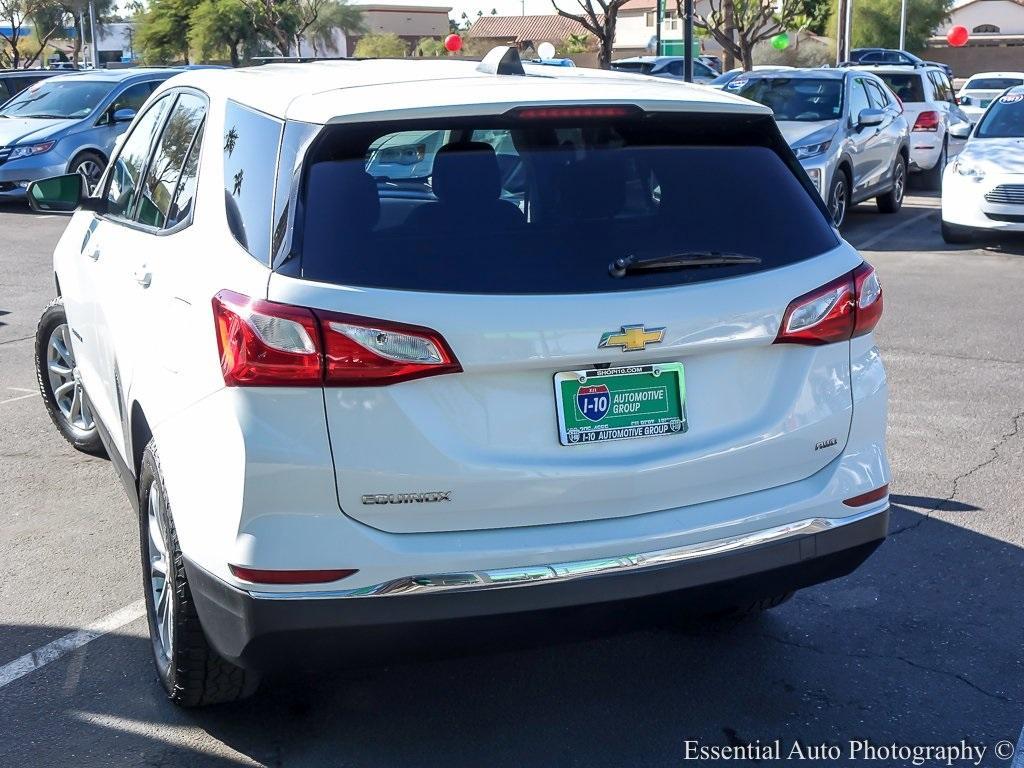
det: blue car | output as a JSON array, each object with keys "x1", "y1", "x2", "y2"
[{"x1": 0, "y1": 68, "x2": 184, "y2": 199}]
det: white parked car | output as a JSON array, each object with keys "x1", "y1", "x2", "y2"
[
  {"x1": 957, "y1": 72, "x2": 1024, "y2": 124},
  {"x1": 941, "y1": 85, "x2": 1024, "y2": 243},
  {"x1": 852, "y1": 63, "x2": 971, "y2": 188},
  {"x1": 31, "y1": 50, "x2": 891, "y2": 707}
]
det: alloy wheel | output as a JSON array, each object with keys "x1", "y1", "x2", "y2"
[
  {"x1": 75, "y1": 159, "x2": 103, "y2": 193},
  {"x1": 46, "y1": 323, "x2": 95, "y2": 433},
  {"x1": 147, "y1": 481, "x2": 174, "y2": 665},
  {"x1": 893, "y1": 162, "x2": 906, "y2": 204},
  {"x1": 830, "y1": 178, "x2": 848, "y2": 228}
]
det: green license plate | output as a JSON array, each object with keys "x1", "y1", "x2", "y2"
[{"x1": 554, "y1": 363, "x2": 687, "y2": 446}]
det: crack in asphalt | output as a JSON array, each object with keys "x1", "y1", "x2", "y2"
[
  {"x1": 884, "y1": 347, "x2": 1024, "y2": 367},
  {"x1": 889, "y1": 409, "x2": 1024, "y2": 538},
  {"x1": 0, "y1": 335, "x2": 32, "y2": 346},
  {"x1": 756, "y1": 631, "x2": 1018, "y2": 705}
]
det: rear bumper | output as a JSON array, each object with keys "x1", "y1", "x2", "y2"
[{"x1": 186, "y1": 504, "x2": 889, "y2": 670}]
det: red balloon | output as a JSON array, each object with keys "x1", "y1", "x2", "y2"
[
  {"x1": 444, "y1": 34, "x2": 462, "y2": 53},
  {"x1": 947, "y1": 25, "x2": 969, "y2": 47}
]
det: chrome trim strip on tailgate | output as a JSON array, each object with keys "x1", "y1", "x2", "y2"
[{"x1": 247, "y1": 504, "x2": 888, "y2": 601}]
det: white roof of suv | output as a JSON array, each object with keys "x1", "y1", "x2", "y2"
[{"x1": 161, "y1": 57, "x2": 771, "y2": 123}]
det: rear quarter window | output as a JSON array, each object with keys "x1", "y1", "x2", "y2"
[
  {"x1": 289, "y1": 113, "x2": 838, "y2": 294},
  {"x1": 223, "y1": 100, "x2": 283, "y2": 262}
]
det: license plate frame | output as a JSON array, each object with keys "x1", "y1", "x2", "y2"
[{"x1": 554, "y1": 363, "x2": 687, "y2": 446}]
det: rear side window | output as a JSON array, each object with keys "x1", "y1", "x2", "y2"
[
  {"x1": 223, "y1": 101, "x2": 283, "y2": 261},
  {"x1": 875, "y1": 73, "x2": 925, "y2": 103},
  {"x1": 291, "y1": 113, "x2": 838, "y2": 294}
]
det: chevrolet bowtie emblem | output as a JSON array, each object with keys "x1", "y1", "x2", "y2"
[{"x1": 598, "y1": 325, "x2": 666, "y2": 352}]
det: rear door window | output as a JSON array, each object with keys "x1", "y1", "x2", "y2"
[
  {"x1": 875, "y1": 73, "x2": 925, "y2": 103},
  {"x1": 291, "y1": 113, "x2": 838, "y2": 294},
  {"x1": 136, "y1": 92, "x2": 207, "y2": 229}
]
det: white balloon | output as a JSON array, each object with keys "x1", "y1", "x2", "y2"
[{"x1": 538, "y1": 42, "x2": 556, "y2": 60}]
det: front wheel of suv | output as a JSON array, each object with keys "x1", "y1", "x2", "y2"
[
  {"x1": 35, "y1": 298, "x2": 105, "y2": 455},
  {"x1": 139, "y1": 442, "x2": 259, "y2": 707},
  {"x1": 69, "y1": 151, "x2": 106, "y2": 195},
  {"x1": 876, "y1": 155, "x2": 906, "y2": 214},
  {"x1": 827, "y1": 169, "x2": 850, "y2": 228}
]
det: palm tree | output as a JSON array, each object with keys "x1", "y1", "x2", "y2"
[{"x1": 305, "y1": 0, "x2": 365, "y2": 56}]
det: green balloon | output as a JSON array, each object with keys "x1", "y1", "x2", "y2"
[{"x1": 771, "y1": 33, "x2": 790, "y2": 50}]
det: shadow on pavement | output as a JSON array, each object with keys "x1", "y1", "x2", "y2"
[{"x1": 1, "y1": 507, "x2": 1022, "y2": 768}]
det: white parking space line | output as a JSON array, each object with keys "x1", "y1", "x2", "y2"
[
  {"x1": 8, "y1": 387, "x2": 33, "y2": 392},
  {"x1": 0, "y1": 393, "x2": 36, "y2": 405},
  {"x1": 853, "y1": 209, "x2": 937, "y2": 251},
  {"x1": 0, "y1": 601, "x2": 145, "y2": 691}
]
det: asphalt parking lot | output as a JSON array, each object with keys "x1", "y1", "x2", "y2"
[{"x1": 1, "y1": 192, "x2": 1023, "y2": 767}]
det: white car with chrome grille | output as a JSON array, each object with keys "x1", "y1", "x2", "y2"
[
  {"x1": 31, "y1": 48, "x2": 890, "y2": 707},
  {"x1": 942, "y1": 85, "x2": 1024, "y2": 243}
]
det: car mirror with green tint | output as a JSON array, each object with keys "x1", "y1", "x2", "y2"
[{"x1": 27, "y1": 173, "x2": 87, "y2": 214}]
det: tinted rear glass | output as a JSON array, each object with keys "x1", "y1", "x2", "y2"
[
  {"x1": 965, "y1": 78, "x2": 1024, "y2": 91},
  {"x1": 874, "y1": 73, "x2": 925, "y2": 102},
  {"x1": 290, "y1": 113, "x2": 837, "y2": 294},
  {"x1": 736, "y1": 78, "x2": 844, "y2": 121}
]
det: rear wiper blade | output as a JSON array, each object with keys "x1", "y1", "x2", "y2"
[{"x1": 609, "y1": 251, "x2": 761, "y2": 278}]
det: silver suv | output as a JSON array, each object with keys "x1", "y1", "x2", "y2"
[{"x1": 734, "y1": 68, "x2": 910, "y2": 227}]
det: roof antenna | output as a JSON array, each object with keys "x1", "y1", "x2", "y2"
[{"x1": 477, "y1": 46, "x2": 526, "y2": 76}]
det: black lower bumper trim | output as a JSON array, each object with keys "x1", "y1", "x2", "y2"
[{"x1": 186, "y1": 508, "x2": 889, "y2": 670}]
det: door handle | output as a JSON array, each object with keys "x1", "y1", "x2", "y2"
[
  {"x1": 85, "y1": 247, "x2": 100, "y2": 261},
  {"x1": 133, "y1": 268, "x2": 152, "y2": 288}
]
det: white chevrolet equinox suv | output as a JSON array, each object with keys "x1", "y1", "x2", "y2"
[{"x1": 31, "y1": 49, "x2": 891, "y2": 707}]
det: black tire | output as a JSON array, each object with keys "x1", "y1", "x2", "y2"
[
  {"x1": 139, "y1": 441, "x2": 259, "y2": 707},
  {"x1": 827, "y1": 168, "x2": 850, "y2": 228},
  {"x1": 941, "y1": 219, "x2": 973, "y2": 244},
  {"x1": 68, "y1": 150, "x2": 106, "y2": 194},
  {"x1": 919, "y1": 140, "x2": 946, "y2": 191},
  {"x1": 876, "y1": 154, "x2": 906, "y2": 214},
  {"x1": 35, "y1": 297, "x2": 105, "y2": 456}
]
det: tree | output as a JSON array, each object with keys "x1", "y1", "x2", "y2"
[
  {"x1": 0, "y1": 0, "x2": 70, "y2": 68},
  {"x1": 353, "y1": 31, "x2": 407, "y2": 57},
  {"x1": 138, "y1": 0, "x2": 201, "y2": 63},
  {"x1": 552, "y1": 0, "x2": 630, "y2": 68},
  {"x1": 415, "y1": 36, "x2": 446, "y2": 56},
  {"x1": 189, "y1": 0, "x2": 257, "y2": 66},
  {"x1": 563, "y1": 32, "x2": 590, "y2": 53},
  {"x1": 300, "y1": 0, "x2": 363, "y2": 56},
  {"x1": 236, "y1": 0, "x2": 301, "y2": 55},
  {"x1": 690, "y1": 0, "x2": 801, "y2": 71},
  {"x1": 828, "y1": 0, "x2": 950, "y2": 52}
]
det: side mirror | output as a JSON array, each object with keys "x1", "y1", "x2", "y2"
[
  {"x1": 27, "y1": 173, "x2": 87, "y2": 213},
  {"x1": 27, "y1": 173, "x2": 107, "y2": 215},
  {"x1": 111, "y1": 107, "x2": 136, "y2": 123},
  {"x1": 857, "y1": 108, "x2": 885, "y2": 128},
  {"x1": 949, "y1": 121, "x2": 972, "y2": 140}
]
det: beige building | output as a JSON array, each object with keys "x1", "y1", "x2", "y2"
[
  {"x1": 926, "y1": 0, "x2": 1024, "y2": 76},
  {"x1": 350, "y1": 3, "x2": 453, "y2": 50}
]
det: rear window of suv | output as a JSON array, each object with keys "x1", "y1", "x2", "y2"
[
  {"x1": 288, "y1": 112, "x2": 838, "y2": 294},
  {"x1": 873, "y1": 73, "x2": 925, "y2": 103}
]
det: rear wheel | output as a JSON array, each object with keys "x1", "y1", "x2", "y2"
[
  {"x1": 69, "y1": 151, "x2": 106, "y2": 195},
  {"x1": 941, "y1": 219, "x2": 973, "y2": 244},
  {"x1": 876, "y1": 155, "x2": 906, "y2": 214},
  {"x1": 35, "y1": 298, "x2": 104, "y2": 455},
  {"x1": 139, "y1": 442, "x2": 259, "y2": 707},
  {"x1": 920, "y1": 140, "x2": 946, "y2": 191},
  {"x1": 827, "y1": 169, "x2": 850, "y2": 228}
]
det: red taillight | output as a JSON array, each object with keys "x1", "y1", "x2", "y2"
[
  {"x1": 843, "y1": 483, "x2": 889, "y2": 507},
  {"x1": 229, "y1": 565, "x2": 358, "y2": 584},
  {"x1": 212, "y1": 291, "x2": 461, "y2": 387},
  {"x1": 511, "y1": 105, "x2": 639, "y2": 120},
  {"x1": 318, "y1": 311, "x2": 462, "y2": 387},
  {"x1": 212, "y1": 290, "x2": 321, "y2": 386},
  {"x1": 774, "y1": 262, "x2": 882, "y2": 345},
  {"x1": 913, "y1": 110, "x2": 940, "y2": 131}
]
